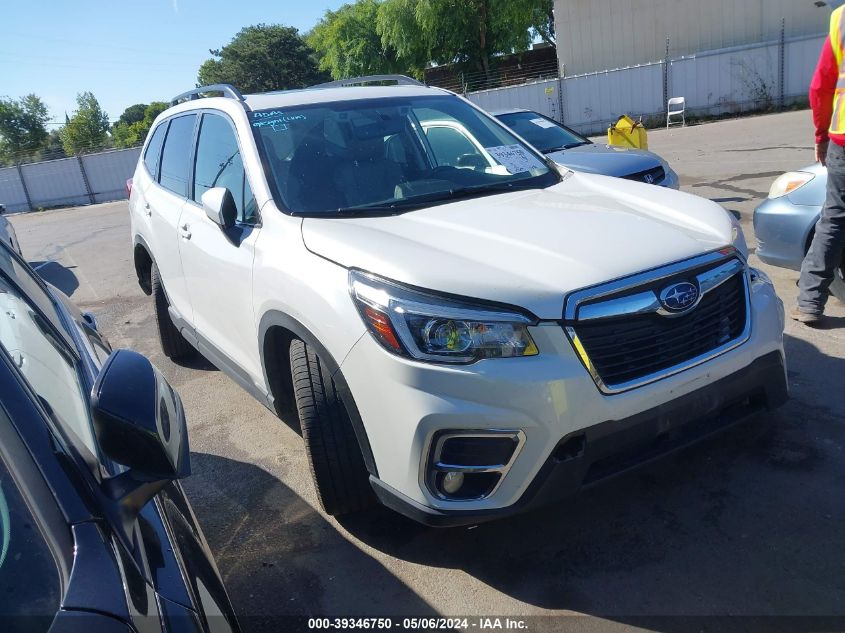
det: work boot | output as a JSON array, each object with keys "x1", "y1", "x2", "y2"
[{"x1": 790, "y1": 307, "x2": 822, "y2": 324}]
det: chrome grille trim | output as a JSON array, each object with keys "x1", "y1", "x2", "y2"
[{"x1": 563, "y1": 248, "x2": 752, "y2": 395}]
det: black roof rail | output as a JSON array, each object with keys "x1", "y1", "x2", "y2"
[
  {"x1": 170, "y1": 84, "x2": 248, "y2": 107},
  {"x1": 311, "y1": 74, "x2": 425, "y2": 88}
]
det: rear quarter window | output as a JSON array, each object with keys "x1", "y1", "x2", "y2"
[{"x1": 143, "y1": 122, "x2": 168, "y2": 178}]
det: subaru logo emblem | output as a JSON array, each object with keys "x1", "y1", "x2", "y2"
[
  {"x1": 643, "y1": 173, "x2": 654, "y2": 184},
  {"x1": 659, "y1": 281, "x2": 699, "y2": 313}
]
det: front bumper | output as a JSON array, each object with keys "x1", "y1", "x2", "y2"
[
  {"x1": 340, "y1": 273, "x2": 786, "y2": 524},
  {"x1": 370, "y1": 350, "x2": 787, "y2": 527},
  {"x1": 753, "y1": 196, "x2": 820, "y2": 271}
]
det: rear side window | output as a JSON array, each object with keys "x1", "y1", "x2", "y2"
[
  {"x1": 193, "y1": 113, "x2": 257, "y2": 224},
  {"x1": 143, "y1": 122, "x2": 167, "y2": 177},
  {"x1": 159, "y1": 114, "x2": 197, "y2": 196}
]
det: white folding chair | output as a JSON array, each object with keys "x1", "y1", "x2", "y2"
[{"x1": 667, "y1": 97, "x2": 686, "y2": 128}]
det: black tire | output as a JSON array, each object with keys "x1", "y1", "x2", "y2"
[
  {"x1": 151, "y1": 262, "x2": 194, "y2": 360},
  {"x1": 290, "y1": 338, "x2": 374, "y2": 516}
]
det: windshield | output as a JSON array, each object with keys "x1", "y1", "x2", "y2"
[
  {"x1": 495, "y1": 111, "x2": 590, "y2": 153},
  {"x1": 250, "y1": 95, "x2": 559, "y2": 215}
]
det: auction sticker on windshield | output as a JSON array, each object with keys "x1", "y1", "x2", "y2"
[
  {"x1": 486, "y1": 144, "x2": 546, "y2": 175},
  {"x1": 530, "y1": 117, "x2": 557, "y2": 129}
]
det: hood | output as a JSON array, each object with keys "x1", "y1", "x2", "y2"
[
  {"x1": 302, "y1": 172, "x2": 735, "y2": 319},
  {"x1": 547, "y1": 143, "x2": 663, "y2": 178}
]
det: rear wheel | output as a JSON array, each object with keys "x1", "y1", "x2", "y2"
[
  {"x1": 289, "y1": 338, "x2": 374, "y2": 516},
  {"x1": 151, "y1": 262, "x2": 194, "y2": 360}
]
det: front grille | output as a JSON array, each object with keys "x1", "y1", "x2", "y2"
[
  {"x1": 622, "y1": 165, "x2": 665, "y2": 185},
  {"x1": 571, "y1": 271, "x2": 747, "y2": 388}
]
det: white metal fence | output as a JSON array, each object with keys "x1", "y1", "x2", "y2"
[
  {"x1": 0, "y1": 147, "x2": 141, "y2": 213},
  {"x1": 467, "y1": 33, "x2": 825, "y2": 136}
]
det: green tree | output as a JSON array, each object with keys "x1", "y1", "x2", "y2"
[
  {"x1": 117, "y1": 103, "x2": 148, "y2": 127},
  {"x1": 198, "y1": 24, "x2": 327, "y2": 93},
  {"x1": 0, "y1": 94, "x2": 50, "y2": 165},
  {"x1": 378, "y1": 0, "x2": 552, "y2": 83},
  {"x1": 309, "y1": 0, "x2": 403, "y2": 80},
  {"x1": 111, "y1": 101, "x2": 167, "y2": 149},
  {"x1": 61, "y1": 92, "x2": 110, "y2": 156},
  {"x1": 41, "y1": 129, "x2": 67, "y2": 161}
]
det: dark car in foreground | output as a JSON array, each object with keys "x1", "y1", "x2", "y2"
[
  {"x1": 0, "y1": 240, "x2": 239, "y2": 632},
  {"x1": 754, "y1": 163, "x2": 845, "y2": 302},
  {"x1": 492, "y1": 108, "x2": 679, "y2": 189}
]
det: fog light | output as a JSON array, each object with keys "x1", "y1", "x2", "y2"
[{"x1": 441, "y1": 471, "x2": 464, "y2": 495}]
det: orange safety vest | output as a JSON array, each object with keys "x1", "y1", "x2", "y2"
[{"x1": 830, "y1": 5, "x2": 845, "y2": 134}]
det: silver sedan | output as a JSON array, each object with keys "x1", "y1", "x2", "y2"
[
  {"x1": 492, "y1": 108, "x2": 679, "y2": 189},
  {"x1": 754, "y1": 163, "x2": 845, "y2": 301}
]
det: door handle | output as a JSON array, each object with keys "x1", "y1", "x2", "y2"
[
  {"x1": 179, "y1": 223, "x2": 191, "y2": 240},
  {"x1": 143, "y1": 202, "x2": 151, "y2": 217}
]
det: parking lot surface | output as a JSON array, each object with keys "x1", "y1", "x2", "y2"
[{"x1": 10, "y1": 110, "x2": 845, "y2": 631}]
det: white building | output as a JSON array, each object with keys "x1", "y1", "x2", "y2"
[{"x1": 554, "y1": 0, "x2": 832, "y2": 75}]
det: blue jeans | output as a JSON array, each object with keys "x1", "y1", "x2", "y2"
[{"x1": 798, "y1": 141, "x2": 845, "y2": 314}]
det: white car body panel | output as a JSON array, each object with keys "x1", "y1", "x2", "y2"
[{"x1": 302, "y1": 172, "x2": 735, "y2": 319}]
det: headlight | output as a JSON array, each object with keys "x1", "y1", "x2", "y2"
[
  {"x1": 767, "y1": 171, "x2": 815, "y2": 199},
  {"x1": 350, "y1": 270, "x2": 538, "y2": 363}
]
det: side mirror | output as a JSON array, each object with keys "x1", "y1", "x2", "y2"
[
  {"x1": 0, "y1": 204, "x2": 6, "y2": 215},
  {"x1": 201, "y1": 187, "x2": 237, "y2": 230},
  {"x1": 91, "y1": 349, "x2": 190, "y2": 526}
]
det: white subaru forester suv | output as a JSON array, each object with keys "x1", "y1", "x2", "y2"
[{"x1": 129, "y1": 77, "x2": 787, "y2": 525}]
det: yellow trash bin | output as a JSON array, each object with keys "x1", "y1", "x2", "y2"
[{"x1": 607, "y1": 115, "x2": 648, "y2": 150}]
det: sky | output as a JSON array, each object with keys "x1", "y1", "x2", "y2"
[{"x1": 1, "y1": 0, "x2": 347, "y2": 128}]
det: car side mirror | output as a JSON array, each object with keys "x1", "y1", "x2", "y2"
[
  {"x1": 91, "y1": 349, "x2": 190, "y2": 529},
  {"x1": 0, "y1": 204, "x2": 6, "y2": 215},
  {"x1": 201, "y1": 187, "x2": 237, "y2": 230}
]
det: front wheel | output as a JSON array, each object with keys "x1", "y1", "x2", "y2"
[{"x1": 290, "y1": 338, "x2": 374, "y2": 516}]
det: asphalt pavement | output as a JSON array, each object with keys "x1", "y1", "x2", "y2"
[{"x1": 9, "y1": 109, "x2": 845, "y2": 631}]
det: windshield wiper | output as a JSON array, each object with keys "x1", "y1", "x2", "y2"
[
  {"x1": 331, "y1": 181, "x2": 545, "y2": 216},
  {"x1": 543, "y1": 142, "x2": 589, "y2": 153}
]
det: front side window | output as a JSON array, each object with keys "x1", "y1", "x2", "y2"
[
  {"x1": 250, "y1": 95, "x2": 558, "y2": 215},
  {"x1": 143, "y1": 121, "x2": 168, "y2": 177},
  {"x1": 159, "y1": 114, "x2": 197, "y2": 196},
  {"x1": 193, "y1": 113, "x2": 257, "y2": 224},
  {"x1": 0, "y1": 454, "x2": 62, "y2": 626},
  {"x1": 494, "y1": 111, "x2": 590, "y2": 154},
  {"x1": 0, "y1": 275, "x2": 97, "y2": 460}
]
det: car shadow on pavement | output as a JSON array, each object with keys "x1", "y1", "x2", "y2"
[
  {"x1": 184, "y1": 452, "x2": 438, "y2": 632},
  {"x1": 29, "y1": 260, "x2": 79, "y2": 296},
  {"x1": 336, "y1": 333, "x2": 845, "y2": 624}
]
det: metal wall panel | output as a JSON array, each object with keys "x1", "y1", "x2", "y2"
[
  {"x1": 81, "y1": 148, "x2": 141, "y2": 204},
  {"x1": 563, "y1": 63, "x2": 664, "y2": 135},
  {"x1": 469, "y1": 78, "x2": 562, "y2": 121},
  {"x1": 0, "y1": 167, "x2": 30, "y2": 213},
  {"x1": 21, "y1": 158, "x2": 90, "y2": 209},
  {"x1": 554, "y1": 0, "x2": 829, "y2": 76},
  {"x1": 1, "y1": 147, "x2": 142, "y2": 212},
  {"x1": 468, "y1": 35, "x2": 825, "y2": 137}
]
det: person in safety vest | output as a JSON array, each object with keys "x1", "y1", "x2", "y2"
[{"x1": 793, "y1": 4, "x2": 845, "y2": 323}]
